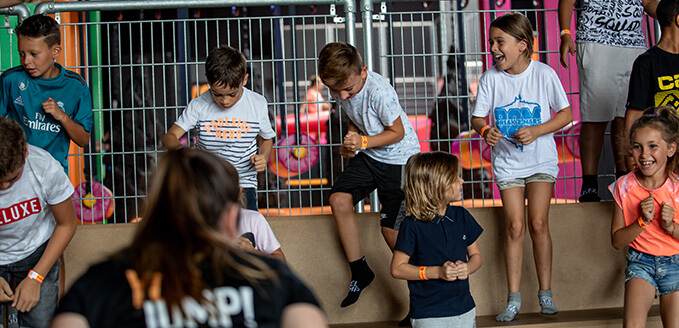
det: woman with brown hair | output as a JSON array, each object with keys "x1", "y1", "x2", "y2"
[{"x1": 52, "y1": 149, "x2": 326, "y2": 328}]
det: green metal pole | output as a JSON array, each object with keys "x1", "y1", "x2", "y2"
[{"x1": 88, "y1": 10, "x2": 105, "y2": 181}]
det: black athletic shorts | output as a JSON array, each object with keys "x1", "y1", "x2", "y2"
[{"x1": 330, "y1": 152, "x2": 406, "y2": 229}]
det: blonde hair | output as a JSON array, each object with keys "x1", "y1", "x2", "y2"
[
  {"x1": 404, "y1": 152, "x2": 460, "y2": 222},
  {"x1": 490, "y1": 12, "x2": 534, "y2": 59}
]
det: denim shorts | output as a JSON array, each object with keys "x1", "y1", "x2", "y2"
[
  {"x1": 412, "y1": 307, "x2": 476, "y2": 328},
  {"x1": 242, "y1": 187, "x2": 258, "y2": 211},
  {"x1": 625, "y1": 248, "x2": 679, "y2": 295},
  {"x1": 495, "y1": 173, "x2": 556, "y2": 191},
  {"x1": 0, "y1": 240, "x2": 60, "y2": 328}
]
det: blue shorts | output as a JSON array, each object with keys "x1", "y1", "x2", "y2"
[
  {"x1": 495, "y1": 173, "x2": 556, "y2": 191},
  {"x1": 625, "y1": 248, "x2": 679, "y2": 295}
]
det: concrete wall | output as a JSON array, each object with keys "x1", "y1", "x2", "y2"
[{"x1": 62, "y1": 202, "x2": 625, "y2": 325}]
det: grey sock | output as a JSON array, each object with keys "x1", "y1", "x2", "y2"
[
  {"x1": 495, "y1": 292, "x2": 521, "y2": 322},
  {"x1": 539, "y1": 289, "x2": 558, "y2": 315}
]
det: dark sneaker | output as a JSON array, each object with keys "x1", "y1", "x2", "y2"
[{"x1": 578, "y1": 188, "x2": 601, "y2": 202}]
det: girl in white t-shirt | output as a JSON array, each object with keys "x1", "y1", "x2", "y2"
[{"x1": 471, "y1": 12, "x2": 572, "y2": 322}]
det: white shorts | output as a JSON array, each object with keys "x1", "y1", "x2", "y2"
[{"x1": 577, "y1": 43, "x2": 645, "y2": 122}]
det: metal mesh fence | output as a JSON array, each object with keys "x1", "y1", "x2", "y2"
[{"x1": 0, "y1": 1, "x2": 659, "y2": 223}]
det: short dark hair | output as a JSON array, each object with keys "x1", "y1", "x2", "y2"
[
  {"x1": 0, "y1": 117, "x2": 27, "y2": 178},
  {"x1": 657, "y1": 0, "x2": 679, "y2": 28},
  {"x1": 15, "y1": 14, "x2": 61, "y2": 47},
  {"x1": 317, "y1": 42, "x2": 363, "y2": 90},
  {"x1": 205, "y1": 45, "x2": 247, "y2": 88}
]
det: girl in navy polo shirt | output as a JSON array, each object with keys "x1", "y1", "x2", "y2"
[{"x1": 391, "y1": 152, "x2": 483, "y2": 328}]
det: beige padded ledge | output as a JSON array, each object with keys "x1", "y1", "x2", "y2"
[{"x1": 63, "y1": 202, "x2": 628, "y2": 325}]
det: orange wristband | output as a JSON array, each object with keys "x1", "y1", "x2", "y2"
[
  {"x1": 638, "y1": 217, "x2": 649, "y2": 229},
  {"x1": 27, "y1": 270, "x2": 44, "y2": 284},
  {"x1": 480, "y1": 126, "x2": 490, "y2": 138},
  {"x1": 361, "y1": 135, "x2": 368, "y2": 149},
  {"x1": 560, "y1": 29, "x2": 571, "y2": 37},
  {"x1": 419, "y1": 266, "x2": 428, "y2": 280}
]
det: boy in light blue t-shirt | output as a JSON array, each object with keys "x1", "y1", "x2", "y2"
[{"x1": 318, "y1": 42, "x2": 420, "y2": 308}]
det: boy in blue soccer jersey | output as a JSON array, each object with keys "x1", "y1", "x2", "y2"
[
  {"x1": 162, "y1": 45, "x2": 275, "y2": 211},
  {"x1": 0, "y1": 14, "x2": 93, "y2": 171}
]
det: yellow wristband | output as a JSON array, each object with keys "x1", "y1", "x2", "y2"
[
  {"x1": 560, "y1": 29, "x2": 571, "y2": 37},
  {"x1": 638, "y1": 217, "x2": 649, "y2": 229},
  {"x1": 419, "y1": 266, "x2": 428, "y2": 280},
  {"x1": 480, "y1": 126, "x2": 490, "y2": 138},
  {"x1": 361, "y1": 135, "x2": 368, "y2": 149},
  {"x1": 27, "y1": 270, "x2": 44, "y2": 284}
]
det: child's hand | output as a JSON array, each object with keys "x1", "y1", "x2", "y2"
[
  {"x1": 513, "y1": 126, "x2": 538, "y2": 146},
  {"x1": 342, "y1": 131, "x2": 362, "y2": 152},
  {"x1": 661, "y1": 202, "x2": 675, "y2": 232},
  {"x1": 42, "y1": 97, "x2": 67, "y2": 121},
  {"x1": 237, "y1": 236, "x2": 256, "y2": 252},
  {"x1": 483, "y1": 127, "x2": 503, "y2": 146},
  {"x1": 438, "y1": 261, "x2": 457, "y2": 281},
  {"x1": 250, "y1": 154, "x2": 267, "y2": 172},
  {"x1": 0, "y1": 277, "x2": 13, "y2": 303},
  {"x1": 339, "y1": 145, "x2": 355, "y2": 158},
  {"x1": 451, "y1": 260, "x2": 469, "y2": 280},
  {"x1": 12, "y1": 278, "x2": 40, "y2": 312},
  {"x1": 640, "y1": 194, "x2": 655, "y2": 223}
]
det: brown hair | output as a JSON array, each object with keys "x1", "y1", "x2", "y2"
[
  {"x1": 15, "y1": 14, "x2": 61, "y2": 47},
  {"x1": 317, "y1": 42, "x2": 363, "y2": 90},
  {"x1": 490, "y1": 12, "x2": 534, "y2": 59},
  {"x1": 629, "y1": 106, "x2": 679, "y2": 175},
  {"x1": 0, "y1": 117, "x2": 27, "y2": 178},
  {"x1": 129, "y1": 149, "x2": 276, "y2": 308},
  {"x1": 205, "y1": 45, "x2": 247, "y2": 88},
  {"x1": 404, "y1": 152, "x2": 460, "y2": 222}
]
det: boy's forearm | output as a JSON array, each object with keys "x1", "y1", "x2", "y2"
[
  {"x1": 59, "y1": 117, "x2": 91, "y2": 147},
  {"x1": 162, "y1": 125, "x2": 187, "y2": 150},
  {"x1": 258, "y1": 137, "x2": 273, "y2": 158},
  {"x1": 365, "y1": 128, "x2": 403, "y2": 148},
  {"x1": 33, "y1": 199, "x2": 77, "y2": 277},
  {"x1": 162, "y1": 134, "x2": 182, "y2": 150}
]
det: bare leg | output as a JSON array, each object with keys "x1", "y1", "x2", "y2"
[
  {"x1": 579, "y1": 122, "x2": 608, "y2": 176},
  {"x1": 329, "y1": 192, "x2": 363, "y2": 262},
  {"x1": 381, "y1": 227, "x2": 398, "y2": 251},
  {"x1": 330, "y1": 192, "x2": 374, "y2": 307},
  {"x1": 526, "y1": 182, "x2": 554, "y2": 291},
  {"x1": 623, "y1": 278, "x2": 656, "y2": 328},
  {"x1": 660, "y1": 290, "x2": 679, "y2": 328},
  {"x1": 499, "y1": 187, "x2": 527, "y2": 293},
  {"x1": 611, "y1": 117, "x2": 627, "y2": 174}
]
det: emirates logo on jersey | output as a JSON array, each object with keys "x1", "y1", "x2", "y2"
[{"x1": 0, "y1": 198, "x2": 41, "y2": 226}]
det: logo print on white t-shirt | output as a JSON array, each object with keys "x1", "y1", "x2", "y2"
[{"x1": 494, "y1": 94, "x2": 542, "y2": 151}]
